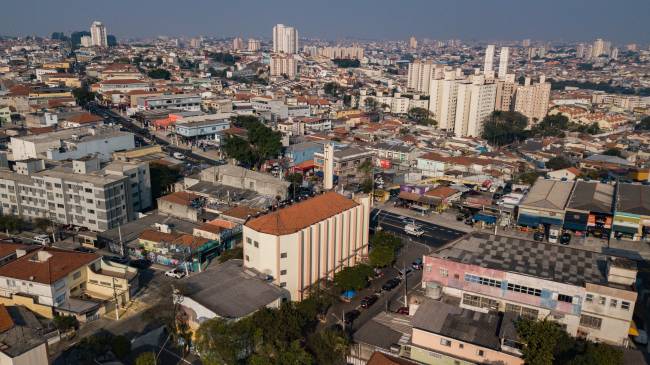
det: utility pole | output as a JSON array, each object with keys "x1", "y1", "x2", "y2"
[
  {"x1": 117, "y1": 224, "x2": 124, "y2": 257},
  {"x1": 112, "y1": 276, "x2": 120, "y2": 320},
  {"x1": 403, "y1": 263, "x2": 408, "y2": 307}
]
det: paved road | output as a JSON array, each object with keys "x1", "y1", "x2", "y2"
[
  {"x1": 371, "y1": 209, "x2": 465, "y2": 248},
  {"x1": 88, "y1": 104, "x2": 222, "y2": 166}
]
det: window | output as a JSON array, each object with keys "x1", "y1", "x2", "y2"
[
  {"x1": 558, "y1": 294, "x2": 573, "y2": 303},
  {"x1": 477, "y1": 350, "x2": 485, "y2": 357},
  {"x1": 621, "y1": 301, "x2": 630, "y2": 311},
  {"x1": 6, "y1": 279, "x2": 16, "y2": 287},
  {"x1": 440, "y1": 339, "x2": 451, "y2": 347},
  {"x1": 280, "y1": 282, "x2": 287, "y2": 287},
  {"x1": 610, "y1": 299, "x2": 618, "y2": 308},
  {"x1": 254, "y1": 241, "x2": 259, "y2": 248},
  {"x1": 439, "y1": 268, "x2": 448, "y2": 277},
  {"x1": 505, "y1": 303, "x2": 539, "y2": 319},
  {"x1": 458, "y1": 343, "x2": 464, "y2": 349},
  {"x1": 246, "y1": 237, "x2": 252, "y2": 244},
  {"x1": 280, "y1": 252, "x2": 287, "y2": 258},
  {"x1": 73, "y1": 271, "x2": 81, "y2": 280},
  {"x1": 585, "y1": 294, "x2": 593, "y2": 303},
  {"x1": 462, "y1": 293, "x2": 498, "y2": 311},
  {"x1": 507, "y1": 283, "x2": 542, "y2": 297},
  {"x1": 579, "y1": 314, "x2": 602, "y2": 329},
  {"x1": 599, "y1": 296, "x2": 606, "y2": 305},
  {"x1": 464, "y1": 274, "x2": 501, "y2": 288},
  {"x1": 245, "y1": 255, "x2": 250, "y2": 261},
  {"x1": 454, "y1": 274, "x2": 460, "y2": 279},
  {"x1": 280, "y1": 270, "x2": 287, "y2": 275}
]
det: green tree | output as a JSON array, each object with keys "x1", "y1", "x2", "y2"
[
  {"x1": 33, "y1": 217, "x2": 51, "y2": 233},
  {"x1": 72, "y1": 87, "x2": 97, "y2": 106},
  {"x1": 333, "y1": 264, "x2": 372, "y2": 291},
  {"x1": 407, "y1": 107, "x2": 437, "y2": 126},
  {"x1": 149, "y1": 163, "x2": 181, "y2": 200},
  {"x1": 545, "y1": 156, "x2": 572, "y2": 170},
  {"x1": 603, "y1": 148, "x2": 622, "y2": 157},
  {"x1": 53, "y1": 315, "x2": 78, "y2": 332},
  {"x1": 518, "y1": 171, "x2": 542, "y2": 185},
  {"x1": 306, "y1": 330, "x2": 348, "y2": 365},
  {"x1": 222, "y1": 117, "x2": 282, "y2": 169},
  {"x1": 111, "y1": 335, "x2": 131, "y2": 359},
  {"x1": 323, "y1": 82, "x2": 340, "y2": 96},
  {"x1": 531, "y1": 114, "x2": 570, "y2": 137},
  {"x1": 147, "y1": 68, "x2": 171, "y2": 80},
  {"x1": 135, "y1": 352, "x2": 156, "y2": 365},
  {"x1": 637, "y1": 115, "x2": 650, "y2": 130},
  {"x1": 481, "y1": 111, "x2": 529, "y2": 146},
  {"x1": 332, "y1": 59, "x2": 360, "y2": 68},
  {"x1": 516, "y1": 319, "x2": 567, "y2": 365},
  {"x1": 364, "y1": 97, "x2": 378, "y2": 112},
  {"x1": 369, "y1": 244, "x2": 395, "y2": 267}
]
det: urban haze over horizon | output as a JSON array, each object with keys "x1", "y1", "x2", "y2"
[{"x1": 2, "y1": 0, "x2": 650, "y2": 44}]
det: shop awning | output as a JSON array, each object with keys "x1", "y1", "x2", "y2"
[
  {"x1": 629, "y1": 321, "x2": 640, "y2": 336},
  {"x1": 563, "y1": 221, "x2": 588, "y2": 231},
  {"x1": 538, "y1": 216, "x2": 564, "y2": 226},
  {"x1": 612, "y1": 225, "x2": 638, "y2": 235},
  {"x1": 518, "y1": 214, "x2": 540, "y2": 227},
  {"x1": 474, "y1": 213, "x2": 497, "y2": 224}
]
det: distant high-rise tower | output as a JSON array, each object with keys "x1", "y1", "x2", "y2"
[
  {"x1": 407, "y1": 60, "x2": 439, "y2": 94},
  {"x1": 611, "y1": 47, "x2": 619, "y2": 60},
  {"x1": 409, "y1": 36, "x2": 418, "y2": 50},
  {"x1": 233, "y1": 37, "x2": 244, "y2": 51},
  {"x1": 484, "y1": 45, "x2": 495, "y2": 78},
  {"x1": 592, "y1": 38, "x2": 606, "y2": 58},
  {"x1": 498, "y1": 47, "x2": 509, "y2": 80},
  {"x1": 270, "y1": 54, "x2": 297, "y2": 79},
  {"x1": 248, "y1": 38, "x2": 261, "y2": 52},
  {"x1": 273, "y1": 24, "x2": 299, "y2": 54},
  {"x1": 80, "y1": 36, "x2": 92, "y2": 48},
  {"x1": 522, "y1": 39, "x2": 531, "y2": 47},
  {"x1": 90, "y1": 21, "x2": 108, "y2": 47}
]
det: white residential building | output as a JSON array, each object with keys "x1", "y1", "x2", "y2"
[
  {"x1": 429, "y1": 70, "x2": 461, "y2": 130},
  {"x1": 270, "y1": 54, "x2": 297, "y2": 79},
  {"x1": 514, "y1": 76, "x2": 552, "y2": 122},
  {"x1": 484, "y1": 44, "x2": 495, "y2": 78},
  {"x1": 248, "y1": 38, "x2": 261, "y2": 52},
  {"x1": 498, "y1": 47, "x2": 509, "y2": 79},
  {"x1": 243, "y1": 192, "x2": 371, "y2": 300},
  {"x1": 90, "y1": 21, "x2": 108, "y2": 47},
  {"x1": 454, "y1": 76, "x2": 497, "y2": 137},
  {"x1": 272, "y1": 24, "x2": 299, "y2": 54},
  {"x1": 407, "y1": 60, "x2": 440, "y2": 94}
]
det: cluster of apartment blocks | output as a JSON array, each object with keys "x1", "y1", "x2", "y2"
[
  {"x1": 407, "y1": 54, "x2": 551, "y2": 137},
  {"x1": 0, "y1": 155, "x2": 151, "y2": 232}
]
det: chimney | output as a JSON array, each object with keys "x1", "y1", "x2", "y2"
[{"x1": 539, "y1": 75, "x2": 546, "y2": 84}]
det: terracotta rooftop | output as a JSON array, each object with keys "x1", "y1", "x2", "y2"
[
  {"x1": 246, "y1": 192, "x2": 358, "y2": 235},
  {"x1": 0, "y1": 305, "x2": 13, "y2": 333},
  {"x1": 158, "y1": 191, "x2": 201, "y2": 206},
  {"x1": 173, "y1": 235, "x2": 211, "y2": 250},
  {"x1": 138, "y1": 229, "x2": 181, "y2": 243},
  {"x1": 0, "y1": 243, "x2": 30, "y2": 259},
  {"x1": 0, "y1": 248, "x2": 99, "y2": 285},
  {"x1": 66, "y1": 112, "x2": 103, "y2": 124},
  {"x1": 221, "y1": 206, "x2": 262, "y2": 220}
]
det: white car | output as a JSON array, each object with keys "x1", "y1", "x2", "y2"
[
  {"x1": 173, "y1": 152, "x2": 185, "y2": 160},
  {"x1": 165, "y1": 268, "x2": 186, "y2": 279}
]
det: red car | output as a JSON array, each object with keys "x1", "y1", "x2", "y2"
[{"x1": 396, "y1": 307, "x2": 409, "y2": 315}]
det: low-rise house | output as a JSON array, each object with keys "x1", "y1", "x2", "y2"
[
  {"x1": 547, "y1": 167, "x2": 581, "y2": 181},
  {"x1": 612, "y1": 183, "x2": 650, "y2": 240},
  {"x1": 0, "y1": 304, "x2": 49, "y2": 365},
  {"x1": 157, "y1": 192, "x2": 204, "y2": 222},
  {"x1": 564, "y1": 181, "x2": 614, "y2": 236},
  {"x1": 177, "y1": 259, "x2": 289, "y2": 332},
  {"x1": 517, "y1": 178, "x2": 575, "y2": 228}
]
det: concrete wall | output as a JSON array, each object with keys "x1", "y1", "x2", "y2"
[
  {"x1": 410, "y1": 328, "x2": 523, "y2": 365},
  {"x1": 0, "y1": 342, "x2": 48, "y2": 365}
]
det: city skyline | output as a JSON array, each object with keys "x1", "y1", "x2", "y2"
[{"x1": 2, "y1": 0, "x2": 650, "y2": 43}]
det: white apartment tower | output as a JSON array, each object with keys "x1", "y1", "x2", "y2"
[
  {"x1": 407, "y1": 60, "x2": 440, "y2": 94},
  {"x1": 270, "y1": 54, "x2": 297, "y2": 79},
  {"x1": 498, "y1": 47, "x2": 509, "y2": 79},
  {"x1": 428, "y1": 69, "x2": 461, "y2": 131},
  {"x1": 454, "y1": 76, "x2": 497, "y2": 137},
  {"x1": 273, "y1": 24, "x2": 299, "y2": 54},
  {"x1": 90, "y1": 21, "x2": 108, "y2": 47},
  {"x1": 484, "y1": 45, "x2": 495, "y2": 78},
  {"x1": 409, "y1": 36, "x2": 418, "y2": 50},
  {"x1": 514, "y1": 75, "x2": 552, "y2": 122},
  {"x1": 248, "y1": 38, "x2": 261, "y2": 52},
  {"x1": 232, "y1": 37, "x2": 244, "y2": 51}
]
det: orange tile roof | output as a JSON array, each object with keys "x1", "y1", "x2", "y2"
[
  {"x1": 138, "y1": 229, "x2": 181, "y2": 243},
  {"x1": 367, "y1": 352, "x2": 419, "y2": 365},
  {"x1": 424, "y1": 186, "x2": 459, "y2": 199},
  {"x1": 173, "y1": 235, "x2": 210, "y2": 250},
  {"x1": 0, "y1": 248, "x2": 99, "y2": 285},
  {"x1": 158, "y1": 191, "x2": 200, "y2": 206},
  {"x1": 0, "y1": 305, "x2": 13, "y2": 333},
  {"x1": 245, "y1": 192, "x2": 358, "y2": 235},
  {"x1": 66, "y1": 112, "x2": 103, "y2": 124},
  {"x1": 221, "y1": 205, "x2": 262, "y2": 220},
  {"x1": 0, "y1": 243, "x2": 29, "y2": 259},
  {"x1": 196, "y1": 223, "x2": 224, "y2": 234}
]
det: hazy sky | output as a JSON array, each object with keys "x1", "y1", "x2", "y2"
[{"x1": 2, "y1": 0, "x2": 649, "y2": 43}]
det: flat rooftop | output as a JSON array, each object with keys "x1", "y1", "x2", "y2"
[
  {"x1": 435, "y1": 232, "x2": 618, "y2": 288},
  {"x1": 519, "y1": 178, "x2": 575, "y2": 211},
  {"x1": 181, "y1": 259, "x2": 288, "y2": 319},
  {"x1": 566, "y1": 181, "x2": 614, "y2": 214}
]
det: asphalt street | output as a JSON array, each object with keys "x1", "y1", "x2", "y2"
[
  {"x1": 88, "y1": 103, "x2": 222, "y2": 166},
  {"x1": 371, "y1": 208, "x2": 465, "y2": 248}
]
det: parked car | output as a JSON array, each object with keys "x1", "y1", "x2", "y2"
[
  {"x1": 344, "y1": 309, "x2": 360, "y2": 324},
  {"x1": 360, "y1": 295, "x2": 378, "y2": 309},
  {"x1": 412, "y1": 259, "x2": 423, "y2": 270},
  {"x1": 32, "y1": 235, "x2": 51, "y2": 245},
  {"x1": 129, "y1": 259, "x2": 151, "y2": 269},
  {"x1": 173, "y1": 152, "x2": 185, "y2": 160},
  {"x1": 533, "y1": 231, "x2": 545, "y2": 241},
  {"x1": 74, "y1": 246, "x2": 95, "y2": 253},
  {"x1": 395, "y1": 306, "x2": 409, "y2": 315},
  {"x1": 382, "y1": 278, "x2": 401, "y2": 291},
  {"x1": 165, "y1": 268, "x2": 186, "y2": 279},
  {"x1": 105, "y1": 256, "x2": 129, "y2": 265},
  {"x1": 560, "y1": 233, "x2": 571, "y2": 245}
]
